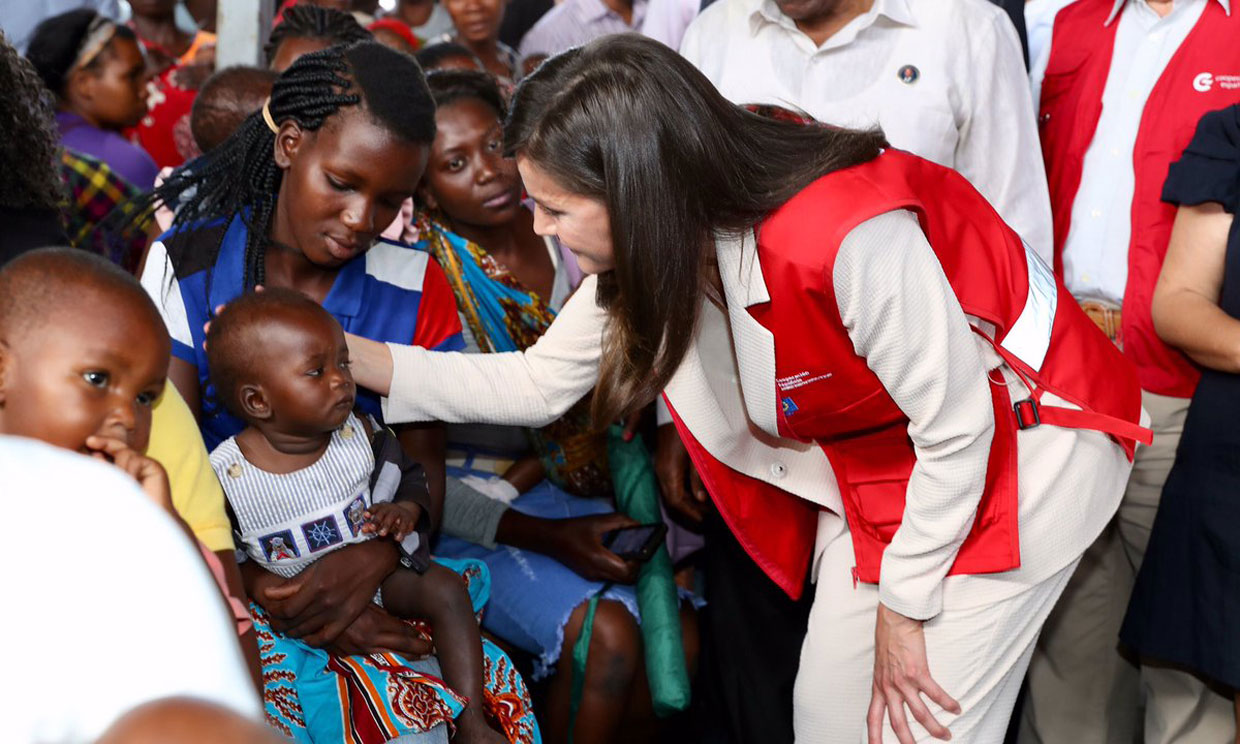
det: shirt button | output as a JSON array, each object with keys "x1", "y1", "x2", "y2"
[
  {"x1": 1082, "y1": 272, "x2": 1092, "y2": 283},
  {"x1": 1109, "y1": 147, "x2": 1121, "y2": 157},
  {"x1": 1090, "y1": 208, "x2": 1103, "y2": 218},
  {"x1": 770, "y1": 462, "x2": 787, "y2": 479}
]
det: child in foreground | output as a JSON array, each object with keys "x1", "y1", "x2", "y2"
[
  {"x1": 0, "y1": 248, "x2": 173, "y2": 508},
  {"x1": 0, "y1": 247, "x2": 261, "y2": 687},
  {"x1": 205, "y1": 288, "x2": 504, "y2": 744}
]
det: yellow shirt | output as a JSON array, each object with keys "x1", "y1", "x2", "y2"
[{"x1": 147, "y1": 385, "x2": 233, "y2": 552}]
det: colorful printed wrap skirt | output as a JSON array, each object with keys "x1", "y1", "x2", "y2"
[{"x1": 253, "y1": 556, "x2": 541, "y2": 744}]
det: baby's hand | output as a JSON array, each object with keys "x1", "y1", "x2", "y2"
[
  {"x1": 363, "y1": 502, "x2": 421, "y2": 541},
  {"x1": 85, "y1": 435, "x2": 174, "y2": 514}
]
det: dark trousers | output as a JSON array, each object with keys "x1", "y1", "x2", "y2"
[{"x1": 695, "y1": 507, "x2": 813, "y2": 744}]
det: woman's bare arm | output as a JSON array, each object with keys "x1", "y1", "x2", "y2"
[{"x1": 1151, "y1": 202, "x2": 1240, "y2": 372}]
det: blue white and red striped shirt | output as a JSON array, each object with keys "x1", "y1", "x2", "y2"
[{"x1": 140, "y1": 214, "x2": 464, "y2": 449}]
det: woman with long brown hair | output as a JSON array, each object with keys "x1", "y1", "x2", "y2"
[{"x1": 346, "y1": 34, "x2": 1147, "y2": 743}]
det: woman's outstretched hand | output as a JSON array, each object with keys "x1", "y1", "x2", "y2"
[
  {"x1": 344, "y1": 332, "x2": 395, "y2": 396},
  {"x1": 867, "y1": 603, "x2": 960, "y2": 744}
]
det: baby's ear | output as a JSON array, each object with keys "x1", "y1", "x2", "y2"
[{"x1": 239, "y1": 383, "x2": 272, "y2": 421}]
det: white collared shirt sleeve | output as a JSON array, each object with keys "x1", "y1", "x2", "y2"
[
  {"x1": 833, "y1": 210, "x2": 996, "y2": 620},
  {"x1": 383, "y1": 274, "x2": 606, "y2": 426},
  {"x1": 952, "y1": 6, "x2": 1055, "y2": 265}
]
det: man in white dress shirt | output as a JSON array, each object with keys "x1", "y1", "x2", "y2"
[
  {"x1": 1024, "y1": 0, "x2": 1240, "y2": 742},
  {"x1": 3, "y1": 435, "x2": 260, "y2": 743},
  {"x1": 680, "y1": 0, "x2": 1050, "y2": 263}
]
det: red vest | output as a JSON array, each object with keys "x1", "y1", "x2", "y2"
[
  {"x1": 1039, "y1": 0, "x2": 1240, "y2": 397},
  {"x1": 671, "y1": 150, "x2": 1149, "y2": 594}
]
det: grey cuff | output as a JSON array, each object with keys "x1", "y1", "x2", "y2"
[{"x1": 441, "y1": 475, "x2": 508, "y2": 549}]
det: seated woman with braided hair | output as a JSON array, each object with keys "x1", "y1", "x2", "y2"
[{"x1": 136, "y1": 41, "x2": 543, "y2": 743}]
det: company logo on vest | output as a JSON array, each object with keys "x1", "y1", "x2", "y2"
[{"x1": 1194, "y1": 72, "x2": 1240, "y2": 92}]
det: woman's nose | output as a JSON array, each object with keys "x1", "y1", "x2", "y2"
[
  {"x1": 342, "y1": 199, "x2": 375, "y2": 233},
  {"x1": 532, "y1": 206, "x2": 555, "y2": 237}
]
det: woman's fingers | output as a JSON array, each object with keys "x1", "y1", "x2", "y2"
[
  {"x1": 901, "y1": 682, "x2": 952, "y2": 741},
  {"x1": 370, "y1": 630, "x2": 433, "y2": 659},
  {"x1": 885, "y1": 688, "x2": 917, "y2": 744},
  {"x1": 282, "y1": 608, "x2": 331, "y2": 641},
  {"x1": 866, "y1": 685, "x2": 887, "y2": 744},
  {"x1": 867, "y1": 677, "x2": 956, "y2": 743},
  {"x1": 920, "y1": 673, "x2": 961, "y2": 716}
]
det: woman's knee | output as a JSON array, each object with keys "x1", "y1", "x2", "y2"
[{"x1": 561, "y1": 599, "x2": 641, "y2": 690}]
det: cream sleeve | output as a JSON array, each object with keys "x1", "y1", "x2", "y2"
[
  {"x1": 382, "y1": 274, "x2": 607, "y2": 426},
  {"x1": 833, "y1": 209, "x2": 996, "y2": 620}
]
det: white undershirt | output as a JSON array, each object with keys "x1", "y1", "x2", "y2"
[{"x1": 1030, "y1": 0, "x2": 1211, "y2": 304}]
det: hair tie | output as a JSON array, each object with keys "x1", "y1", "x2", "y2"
[
  {"x1": 70, "y1": 16, "x2": 119, "y2": 74},
  {"x1": 262, "y1": 98, "x2": 279, "y2": 134}
]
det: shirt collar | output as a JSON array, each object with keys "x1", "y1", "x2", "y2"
[
  {"x1": 750, "y1": 0, "x2": 916, "y2": 40},
  {"x1": 209, "y1": 214, "x2": 367, "y2": 319},
  {"x1": 1106, "y1": 0, "x2": 1230, "y2": 25}
]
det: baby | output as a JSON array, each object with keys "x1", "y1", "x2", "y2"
[
  {"x1": 0, "y1": 248, "x2": 173, "y2": 508},
  {"x1": 204, "y1": 288, "x2": 502, "y2": 744}
]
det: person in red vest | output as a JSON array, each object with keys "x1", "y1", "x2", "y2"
[
  {"x1": 342, "y1": 35, "x2": 1148, "y2": 742},
  {"x1": 1025, "y1": 1, "x2": 1240, "y2": 742}
]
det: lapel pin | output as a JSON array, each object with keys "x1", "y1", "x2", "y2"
[{"x1": 898, "y1": 64, "x2": 920, "y2": 84}]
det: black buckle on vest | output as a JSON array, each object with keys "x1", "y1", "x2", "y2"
[{"x1": 1014, "y1": 398, "x2": 1041, "y2": 430}]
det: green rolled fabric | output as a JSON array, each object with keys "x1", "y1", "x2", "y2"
[{"x1": 605, "y1": 424, "x2": 691, "y2": 716}]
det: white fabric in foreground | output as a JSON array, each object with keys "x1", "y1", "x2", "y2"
[{"x1": 2, "y1": 436, "x2": 259, "y2": 742}]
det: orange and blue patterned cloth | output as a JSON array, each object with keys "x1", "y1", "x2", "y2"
[{"x1": 254, "y1": 556, "x2": 541, "y2": 744}]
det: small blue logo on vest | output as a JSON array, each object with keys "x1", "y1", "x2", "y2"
[{"x1": 781, "y1": 397, "x2": 799, "y2": 416}]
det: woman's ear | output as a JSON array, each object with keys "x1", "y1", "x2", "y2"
[
  {"x1": 416, "y1": 181, "x2": 438, "y2": 212},
  {"x1": 239, "y1": 383, "x2": 273, "y2": 421},
  {"x1": 273, "y1": 120, "x2": 305, "y2": 170},
  {"x1": 64, "y1": 66, "x2": 97, "y2": 112}
]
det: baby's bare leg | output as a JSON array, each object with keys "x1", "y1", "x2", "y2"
[{"x1": 381, "y1": 566, "x2": 503, "y2": 743}]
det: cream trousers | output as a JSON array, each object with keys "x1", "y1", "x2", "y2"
[{"x1": 793, "y1": 512, "x2": 1079, "y2": 743}]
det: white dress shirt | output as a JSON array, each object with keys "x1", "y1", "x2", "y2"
[
  {"x1": 1030, "y1": 0, "x2": 1221, "y2": 304},
  {"x1": 679, "y1": 0, "x2": 1054, "y2": 264},
  {"x1": 2, "y1": 436, "x2": 260, "y2": 743},
  {"x1": 1024, "y1": 0, "x2": 1079, "y2": 68},
  {"x1": 641, "y1": 0, "x2": 701, "y2": 49}
]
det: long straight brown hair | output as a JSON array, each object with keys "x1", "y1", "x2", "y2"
[{"x1": 506, "y1": 34, "x2": 887, "y2": 425}]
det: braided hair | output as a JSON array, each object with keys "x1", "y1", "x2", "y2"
[
  {"x1": 264, "y1": 5, "x2": 372, "y2": 68},
  {"x1": 138, "y1": 41, "x2": 436, "y2": 291}
]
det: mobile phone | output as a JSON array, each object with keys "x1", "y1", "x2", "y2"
[{"x1": 602, "y1": 523, "x2": 668, "y2": 563}]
